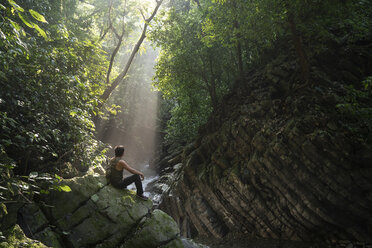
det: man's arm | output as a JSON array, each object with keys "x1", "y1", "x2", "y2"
[{"x1": 119, "y1": 160, "x2": 144, "y2": 180}]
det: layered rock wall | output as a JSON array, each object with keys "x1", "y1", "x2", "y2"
[{"x1": 157, "y1": 43, "x2": 372, "y2": 243}]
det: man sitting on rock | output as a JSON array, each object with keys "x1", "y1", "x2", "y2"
[{"x1": 109, "y1": 145, "x2": 148, "y2": 200}]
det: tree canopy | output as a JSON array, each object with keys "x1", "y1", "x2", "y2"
[
  {"x1": 0, "y1": 0, "x2": 162, "y2": 207},
  {"x1": 150, "y1": 0, "x2": 372, "y2": 142}
]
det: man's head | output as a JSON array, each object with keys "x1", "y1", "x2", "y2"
[{"x1": 114, "y1": 145, "x2": 125, "y2": 157}]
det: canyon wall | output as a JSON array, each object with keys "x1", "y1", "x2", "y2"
[{"x1": 155, "y1": 41, "x2": 372, "y2": 244}]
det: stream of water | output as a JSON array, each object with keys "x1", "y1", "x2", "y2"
[{"x1": 125, "y1": 164, "x2": 160, "y2": 199}]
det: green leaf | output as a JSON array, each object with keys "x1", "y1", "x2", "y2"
[
  {"x1": 0, "y1": 186, "x2": 8, "y2": 191},
  {"x1": 7, "y1": 0, "x2": 24, "y2": 12},
  {"x1": 0, "y1": 30, "x2": 5, "y2": 39},
  {"x1": 18, "y1": 12, "x2": 33, "y2": 28},
  {"x1": 29, "y1": 171, "x2": 38, "y2": 179},
  {"x1": 58, "y1": 185, "x2": 71, "y2": 192},
  {"x1": 40, "y1": 189, "x2": 49, "y2": 194},
  {"x1": 2, "y1": 139, "x2": 12, "y2": 146},
  {"x1": 33, "y1": 23, "x2": 48, "y2": 40},
  {"x1": 0, "y1": 203, "x2": 8, "y2": 215},
  {"x1": 29, "y1": 9, "x2": 48, "y2": 23},
  {"x1": 7, "y1": 18, "x2": 21, "y2": 31}
]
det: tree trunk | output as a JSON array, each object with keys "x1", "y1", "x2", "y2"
[
  {"x1": 288, "y1": 13, "x2": 310, "y2": 82},
  {"x1": 233, "y1": 1, "x2": 243, "y2": 77},
  {"x1": 236, "y1": 38, "x2": 243, "y2": 77},
  {"x1": 96, "y1": 0, "x2": 163, "y2": 110},
  {"x1": 208, "y1": 53, "x2": 219, "y2": 112}
]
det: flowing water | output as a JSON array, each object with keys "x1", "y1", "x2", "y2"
[{"x1": 125, "y1": 164, "x2": 161, "y2": 201}]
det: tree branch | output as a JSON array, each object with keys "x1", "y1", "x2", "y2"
[
  {"x1": 98, "y1": 26, "x2": 110, "y2": 43},
  {"x1": 139, "y1": 8, "x2": 146, "y2": 21},
  {"x1": 106, "y1": 0, "x2": 128, "y2": 85},
  {"x1": 106, "y1": 34, "x2": 124, "y2": 85},
  {"x1": 97, "y1": 0, "x2": 163, "y2": 109},
  {"x1": 108, "y1": 0, "x2": 120, "y2": 39}
]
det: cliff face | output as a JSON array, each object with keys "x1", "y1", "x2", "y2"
[{"x1": 155, "y1": 41, "x2": 372, "y2": 243}]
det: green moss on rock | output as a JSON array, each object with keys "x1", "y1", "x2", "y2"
[
  {"x1": 1, "y1": 225, "x2": 48, "y2": 248},
  {"x1": 124, "y1": 209, "x2": 180, "y2": 248}
]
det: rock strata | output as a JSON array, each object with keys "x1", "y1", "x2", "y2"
[{"x1": 155, "y1": 42, "x2": 372, "y2": 244}]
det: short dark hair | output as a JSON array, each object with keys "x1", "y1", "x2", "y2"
[{"x1": 114, "y1": 145, "x2": 125, "y2": 157}]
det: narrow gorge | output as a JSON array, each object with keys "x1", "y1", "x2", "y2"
[{"x1": 1, "y1": 1, "x2": 372, "y2": 247}]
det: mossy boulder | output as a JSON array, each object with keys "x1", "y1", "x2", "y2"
[
  {"x1": 123, "y1": 209, "x2": 181, "y2": 248},
  {"x1": 0, "y1": 224, "x2": 48, "y2": 248},
  {"x1": 44, "y1": 173, "x2": 107, "y2": 221},
  {"x1": 15, "y1": 171, "x2": 191, "y2": 247}
]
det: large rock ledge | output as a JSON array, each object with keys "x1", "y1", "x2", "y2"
[{"x1": 2, "y1": 170, "x2": 189, "y2": 248}]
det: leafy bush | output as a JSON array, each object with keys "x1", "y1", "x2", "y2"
[
  {"x1": 0, "y1": 0, "x2": 108, "y2": 174},
  {"x1": 0, "y1": 146, "x2": 71, "y2": 219}
]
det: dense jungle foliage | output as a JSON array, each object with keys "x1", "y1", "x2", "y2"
[
  {"x1": 0, "y1": 0, "x2": 160, "y2": 211},
  {"x1": 1, "y1": 0, "x2": 103, "y2": 209},
  {"x1": 150, "y1": 0, "x2": 372, "y2": 143},
  {"x1": 1, "y1": 0, "x2": 371, "y2": 224}
]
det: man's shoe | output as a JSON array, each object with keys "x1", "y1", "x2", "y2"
[{"x1": 137, "y1": 194, "x2": 148, "y2": 200}]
